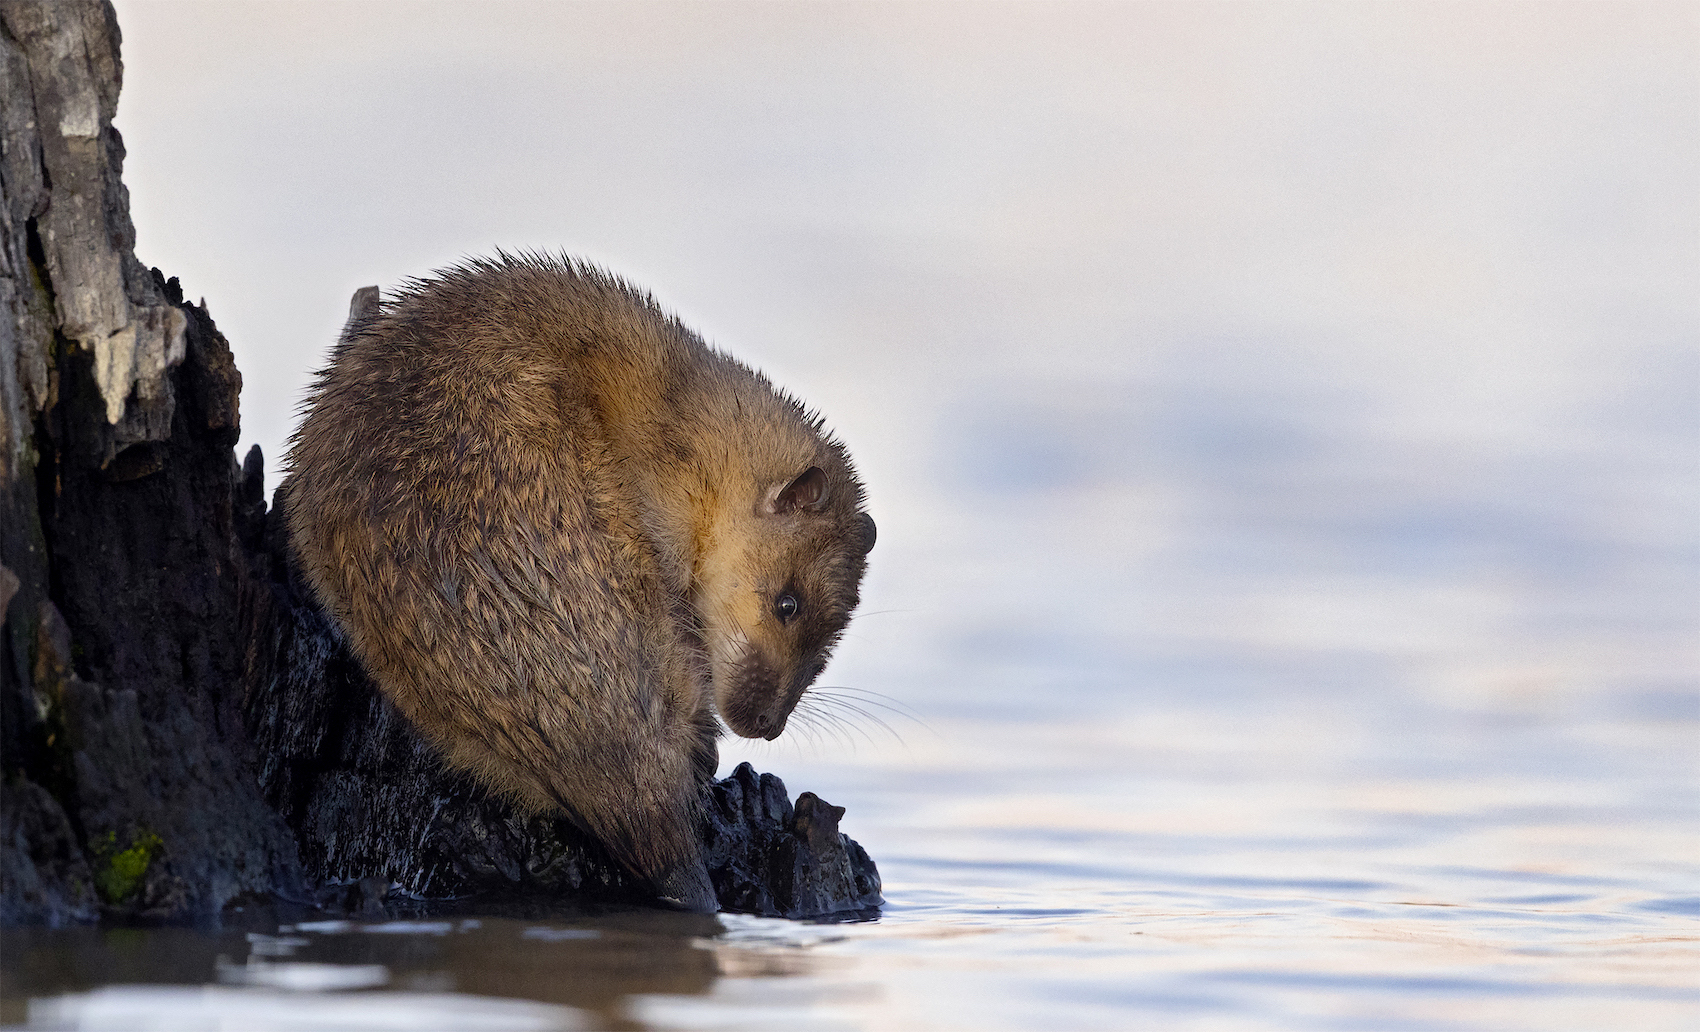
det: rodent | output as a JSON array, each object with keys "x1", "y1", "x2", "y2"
[{"x1": 284, "y1": 254, "x2": 876, "y2": 911}]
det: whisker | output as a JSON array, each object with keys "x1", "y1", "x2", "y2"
[
  {"x1": 813, "y1": 687, "x2": 920, "y2": 715},
  {"x1": 793, "y1": 688, "x2": 914, "y2": 747},
  {"x1": 819, "y1": 705, "x2": 883, "y2": 748},
  {"x1": 780, "y1": 706, "x2": 859, "y2": 751},
  {"x1": 809, "y1": 710, "x2": 867, "y2": 750},
  {"x1": 808, "y1": 685, "x2": 936, "y2": 736},
  {"x1": 791, "y1": 700, "x2": 870, "y2": 749},
  {"x1": 790, "y1": 700, "x2": 859, "y2": 750},
  {"x1": 788, "y1": 712, "x2": 829, "y2": 750}
]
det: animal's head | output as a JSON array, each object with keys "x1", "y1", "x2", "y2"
[{"x1": 697, "y1": 464, "x2": 876, "y2": 740}]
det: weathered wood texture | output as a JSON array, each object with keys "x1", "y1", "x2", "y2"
[
  {"x1": 1, "y1": 0, "x2": 299, "y2": 925},
  {"x1": 0, "y1": 0, "x2": 879, "y2": 926}
]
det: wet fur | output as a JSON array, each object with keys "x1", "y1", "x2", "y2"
[{"x1": 285, "y1": 254, "x2": 873, "y2": 908}]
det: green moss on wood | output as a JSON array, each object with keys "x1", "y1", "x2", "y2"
[{"x1": 91, "y1": 831, "x2": 163, "y2": 905}]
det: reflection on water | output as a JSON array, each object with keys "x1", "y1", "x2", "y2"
[
  {"x1": 24, "y1": 985, "x2": 583, "y2": 1031},
  {"x1": 11, "y1": 2, "x2": 1699, "y2": 1029},
  {"x1": 5, "y1": 350, "x2": 1695, "y2": 1032},
  {"x1": 4, "y1": 912, "x2": 712, "y2": 1030},
  {"x1": 4, "y1": 699, "x2": 1696, "y2": 1005},
  {"x1": 5, "y1": 343, "x2": 1696, "y2": 1032}
]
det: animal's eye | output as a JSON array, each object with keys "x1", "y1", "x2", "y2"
[{"x1": 774, "y1": 593, "x2": 800, "y2": 624}]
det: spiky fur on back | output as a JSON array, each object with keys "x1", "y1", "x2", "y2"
[{"x1": 285, "y1": 254, "x2": 872, "y2": 907}]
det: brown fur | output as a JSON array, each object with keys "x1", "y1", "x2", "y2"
[{"x1": 285, "y1": 254, "x2": 875, "y2": 910}]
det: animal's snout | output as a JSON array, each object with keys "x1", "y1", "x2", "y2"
[
  {"x1": 752, "y1": 708, "x2": 788, "y2": 741},
  {"x1": 716, "y1": 651, "x2": 804, "y2": 740}
]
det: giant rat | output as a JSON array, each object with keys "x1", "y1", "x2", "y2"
[{"x1": 286, "y1": 254, "x2": 876, "y2": 911}]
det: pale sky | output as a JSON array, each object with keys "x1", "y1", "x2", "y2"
[
  {"x1": 111, "y1": 0, "x2": 1696, "y2": 479},
  {"x1": 108, "y1": 2, "x2": 1698, "y2": 728}
]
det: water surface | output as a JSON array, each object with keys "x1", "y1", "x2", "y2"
[
  {"x1": 7, "y1": 3, "x2": 1696, "y2": 1029},
  {"x1": 5, "y1": 367, "x2": 1695, "y2": 1029}
]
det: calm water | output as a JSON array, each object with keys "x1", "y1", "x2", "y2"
[
  {"x1": 10, "y1": 3, "x2": 1698, "y2": 1028},
  {"x1": 5, "y1": 370, "x2": 1696, "y2": 1030}
]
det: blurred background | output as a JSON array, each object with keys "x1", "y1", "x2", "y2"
[
  {"x1": 111, "y1": 0, "x2": 1696, "y2": 733},
  {"x1": 74, "y1": 2, "x2": 1698, "y2": 1026}
]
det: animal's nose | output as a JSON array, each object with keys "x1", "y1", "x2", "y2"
[{"x1": 753, "y1": 710, "x2": 787, "y2": 741}]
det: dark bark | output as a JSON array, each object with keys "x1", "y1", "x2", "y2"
[
  {"x1": 241, "y1": 518, "x2": 880, "y2": 918},
  {"x1": 0, "y1": 0, "x2": 879, "y2": 927},
  {"x1": 1, "y1": 0, "x2": 300, "y2": 926}
]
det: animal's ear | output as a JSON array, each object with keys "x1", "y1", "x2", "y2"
[
  {"x1": 767, "y1": 466, "x2": 828, "y2": 515},
  {"x1": 856, "y1": 512, "x2": 877, "y2": 555},
  {"x1": 342, "y1": 285, "x2": 380, "y2": 339}
]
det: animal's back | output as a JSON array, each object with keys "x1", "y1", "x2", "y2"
[{"x1": 287, "y1": 259, "x2": 721, "y2": 903}]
